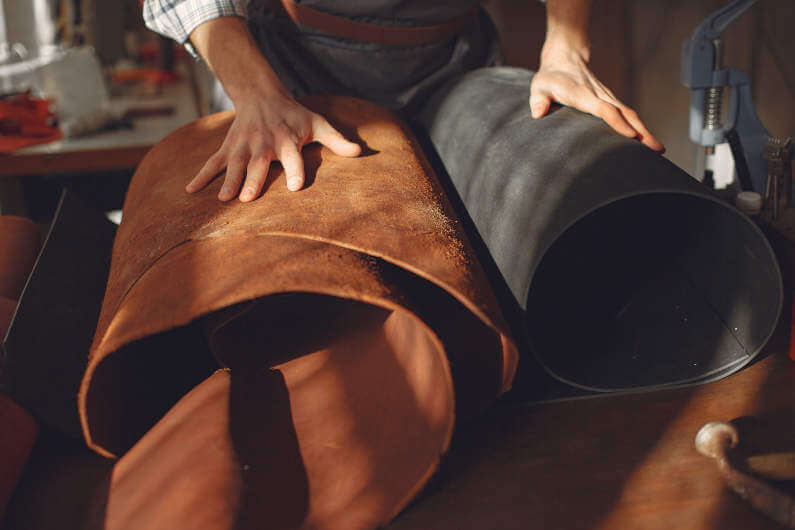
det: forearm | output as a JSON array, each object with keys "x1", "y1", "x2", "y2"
[
  {"x1": 189, "y1": 17, "x2": 290, "y2": 105},
  {"x1": 542, "y1": 0, "x2": 592, "y2": 62}
]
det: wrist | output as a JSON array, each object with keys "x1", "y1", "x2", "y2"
[
  {"x1": 225, "y1": 64, "x2": 291, "y2": 106},
  {"x1": 540, "y1": 32, "x2": 590, "y2": 65}
]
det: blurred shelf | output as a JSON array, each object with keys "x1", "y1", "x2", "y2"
[{"x1": 0, "y1": 76, "x2": 199, "y2": 178}]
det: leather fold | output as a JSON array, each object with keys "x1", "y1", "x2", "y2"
[{"x1": 78, "y1": 96, "x2": 517, "y2": 528}]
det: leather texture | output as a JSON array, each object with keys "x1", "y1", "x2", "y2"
[
  {"x1": 78, "y1": 96, "x2": 517, "y2": 529},
  {"x1": 420, "y1": 67, "x2": 783, "y2": 396}
]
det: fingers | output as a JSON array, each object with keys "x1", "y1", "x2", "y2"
[
  {"x1": 588, "y1": 76, "x2": 664, "y2": 152},
  {"x1": 615, "y1": 105, "x2": 665, "y2": 152},
  {"x1": 530, "y1": 67, "x2": 665, "y2": 153},
  {"x1": 535, "y1": 78, "x2": 637, "y2": 138},
  {"x1": 240, "y1": 155, "x2": 272, "y2": 202},
  {"x1": 218, "y1": 152, "x2": 247, "y2": 201},
  {"x1": 529, "y1": 91, "x2": 552, "y2": 119},
  {"x1": 278, "y1": 142, "x2": 305, "y2": 192},
  {"x1": 187, "y1": 152, "x2": 225, "y2": 193},
  {"x1": 587, "y1": 98, "x2": 638, "y2": 139},
  {"x1": 312, "y1": 116, "x2": 362, "y2": 157}
]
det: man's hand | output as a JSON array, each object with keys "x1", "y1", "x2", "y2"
[
  {"x1": 187, "y1": 16, "x2": 361, "y2": 201},
  {"x1": 186, "y1": 93, "x2": 361, "y2": 201},
  {"x1": 530, "y1": 0, "x2": 664, "y2": 152}
]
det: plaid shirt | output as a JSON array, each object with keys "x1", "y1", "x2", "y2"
[{"x1": 143, "y1": 0, "x2": 247, "y2": 56}]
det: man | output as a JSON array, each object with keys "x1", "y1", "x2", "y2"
[{"x1": 144, "y1": 0, "x2": 663, "y2": 202}]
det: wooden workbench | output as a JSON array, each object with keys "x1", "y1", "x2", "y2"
[
  {"x1": 388, "y1": 332, "x2": 795, "y2": 529},
  {"x1": 4, "y1": 297, "x2": 793, "y2": 530}
]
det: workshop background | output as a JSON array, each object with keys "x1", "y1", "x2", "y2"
[
  {"x1": 486, "y1": 0, "x2": 795, "y2": 179},
  {"x1": 1, "y1": 0, "x2": 793, "y2": 218},
  {"x1": 2, "y1": 1, "x2": 795, "y2": 530}
]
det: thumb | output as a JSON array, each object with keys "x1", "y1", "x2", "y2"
[
  {"x1": 312, "y1": 117, "x2": 362, "y2": 158},
  {"x1": 529, "y1": 92, "x2": 552, "y2": 119}
]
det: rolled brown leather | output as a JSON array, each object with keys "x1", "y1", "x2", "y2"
[
  {"x1": 0, "y1": 216, "x2": 40, "y2": 300},
  {"x1": 79, "y1": 96, "x2": 517, "y2": 529}
]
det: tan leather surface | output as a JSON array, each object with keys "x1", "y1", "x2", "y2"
[
  {"x1": 0, "y1": 393, "x2": 38, "y2": 523},
  {"x1": 78, "y1": 96, "x2": 517, "y2": 528},
  {"x1": 0, "y1": 216, "x2": 40, "y2": 300},
  {"x1": 104, "y1": 370, "x2": 241, "y2": 530}
]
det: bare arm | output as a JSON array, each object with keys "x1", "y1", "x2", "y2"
[
  {"x1": 529, "y1": 0, "x2": 664, "y2": 152},
  {"x1": 186, "y1": 17, "x2": 361, "y2": 201}
]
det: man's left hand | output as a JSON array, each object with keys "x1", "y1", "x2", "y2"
[{"x1": 529, "y1": 43, "x2": 664, "y2": 152}]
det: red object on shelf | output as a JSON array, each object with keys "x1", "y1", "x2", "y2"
[{"x1": 0, "y1": 92, "x2": 61, "y2": 153}]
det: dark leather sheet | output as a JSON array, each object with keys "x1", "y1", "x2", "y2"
[{"x1": 420, "y1": 67, "x2": 783, "y2": 399}]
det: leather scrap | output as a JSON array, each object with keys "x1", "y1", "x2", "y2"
[{"x1": 78, "y1": 96, "x2": 517, "y2": 528}]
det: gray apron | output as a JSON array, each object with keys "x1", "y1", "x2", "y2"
[{"x1": 213, "y1": 0, "x2": 501, "y2": 115}]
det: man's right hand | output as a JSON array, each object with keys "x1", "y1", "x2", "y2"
[
  {"x1": 187, "y1": 16, "x2": 361, "y2": 202},
  {"x1": 186, "y1": 92, "x2": 361, "y2": 201}
]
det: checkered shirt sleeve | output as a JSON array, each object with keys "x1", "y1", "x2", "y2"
[{"x1": 143, "y1": 0, "x2": 247, "y2": 57}]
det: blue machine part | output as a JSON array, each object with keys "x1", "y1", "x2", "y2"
[{"x1": 681, "y1": 0, "x2": 770, "y2": 192}]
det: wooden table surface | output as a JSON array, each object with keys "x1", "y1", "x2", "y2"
[
  {"x1": 5, "y1": 233, "x2": 794, "y2": 530},
  {"x1": 388, "y1": 323, "x2": 795, "y2": 529},
  {"x1": 6, "y1": 321, "x2": 793, "y2": 530}
]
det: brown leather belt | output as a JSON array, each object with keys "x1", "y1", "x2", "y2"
[{"x1": 275, "y1": 0, "x2": 479, "y2": 46}]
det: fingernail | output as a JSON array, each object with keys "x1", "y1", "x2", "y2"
[
  {"x1": 287, "y1": 178, "x2": 301, "y2": 191},
  {"x1": 240, "y1": 190, "x2": 253, "y2": 201}
]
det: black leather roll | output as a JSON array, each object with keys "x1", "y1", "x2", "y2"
[{"x1": 420, "y1": 67, "x2": 783, "y2": 397}]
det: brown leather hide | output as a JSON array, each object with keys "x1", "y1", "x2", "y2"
[{"x1": 79, "y1": 96, "x2": 517, "y2": 528}]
